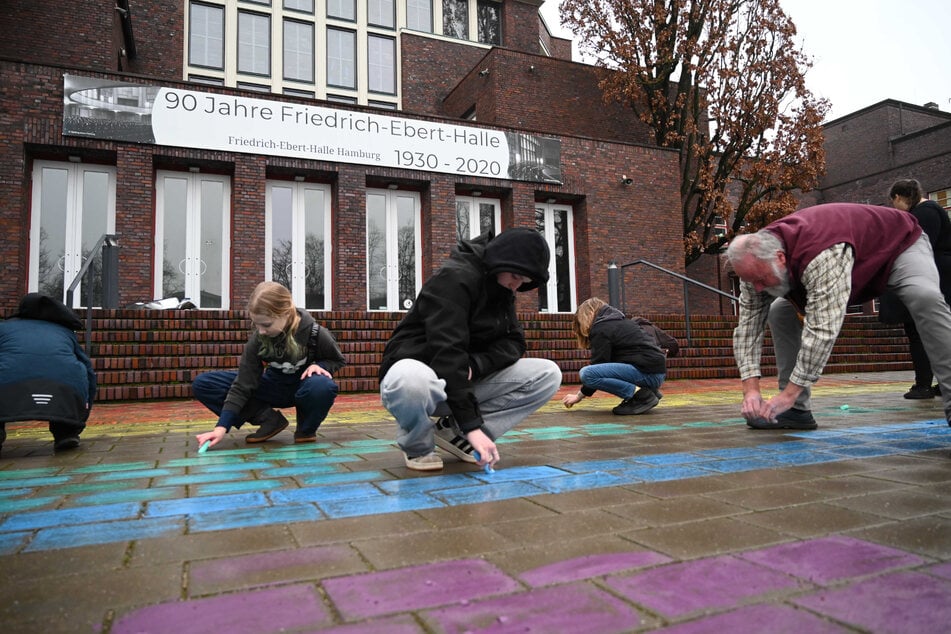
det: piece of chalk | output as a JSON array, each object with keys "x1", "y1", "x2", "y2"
[
  {"x1": 840, "y1": 404, "x2": 849, "y2": 410},
  {"x1": 198, "y1": 440, "x2": 211, "y2": 454},
  {"x1": 472, "y1": 450, "x2": 495, "y2": 474}
]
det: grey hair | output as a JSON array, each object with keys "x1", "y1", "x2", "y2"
[{"x1": 725, "y1": 231, "x2": 783, "y2": 265}]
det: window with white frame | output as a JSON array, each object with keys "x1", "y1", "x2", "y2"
[
  {"x1": 29, "y1": 161, "x2": 117, "y2": 308},
  {"x1": 455, "y1": 195, "x2": 500, "y2": 241},
  {"x1": 406, "y1": 0, "x2": 433, "y2": 32},
  {"x1": 442, "y1": 0, "x2": 468, "y2": 38},
  {"x1": 155, "y1": 171, "x2": 231, "y2": 309},
  {"x1": 283, "y1": 18, "x2": 315, "y2": 82},
  {"x1": 189, "y1": 1, "x2": 224, "y2": 69},
  {"x1": 327, "y1": 27, "x2": 356, "y2": 89},
  {"x1": 368, "y1": 0, "x2": 396, "y2": 29},
  {"x1": 284, "y1": 0, "x2": 314, "y2": 12},
  {"x1": 327, "y1": 0, "x2": 356, "y2": 21},
  {"x1": 238, "y1": 11, "x2": 271, "y2": 76},
  {"x1": 534, "y1": 201, "x2": 576, "y2": 313},
  {"x1": 367, "y1": 34, "x2": 395, "y2": 94},
  {"x1": 266, "y1": 180, "x2": 332, "y2": 310}
]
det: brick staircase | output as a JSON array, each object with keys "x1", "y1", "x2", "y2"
[{"x1": 65, "y1": 309, "x2": 912, "y2": 402}]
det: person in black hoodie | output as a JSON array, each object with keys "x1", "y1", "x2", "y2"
[
  {"x1": 562, "y1": 297, "x2": 667, "y2": 415},
  {"x1": 193, "y1": 281, "x2": 346, "y2": 450},
  {"x1": 879, "y1": 178, "x2": 951, "y2": 399},
  {"x1": 0, "y1": 293, "x2": 97, "y2": 454},
  {"x1": 379, "y1": 228, "x2": 562, "y2": 471}
]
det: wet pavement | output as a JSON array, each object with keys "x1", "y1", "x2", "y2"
[{"x1": 2, "y1": 371, "x2": 951, "y2": 633}]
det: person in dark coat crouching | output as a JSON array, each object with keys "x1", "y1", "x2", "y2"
[
  {"x1": 379, "y1": 228, "x2": 562, "y2": 472},
  {"x1": 0, "y1": 293, "x2": 97, "y2": 454},
  {"x1": 562, "y1": 297, "x2": 667, "y2": 415}
]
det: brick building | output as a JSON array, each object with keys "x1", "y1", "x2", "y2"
[{"x1": 0, "y1": 0, "x2": 685, "y2": 317}]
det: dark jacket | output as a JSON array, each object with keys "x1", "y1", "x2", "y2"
[
  {"x1": 580, "y1": 305, "x2": 666, "y2": 397},
  {"x1": 378, "y1": 230, "x2": 550, "y2": 433},
  {"x1": 219, "y1": 308, "x2": 346, "y2": 427},
  {"x1": 0, "y1": 294, "x2": 97, "y2": 426}
]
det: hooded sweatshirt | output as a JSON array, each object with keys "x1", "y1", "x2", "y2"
[
  {"x1": 0, "y1": 294, "x2": 97, "y2": 425},
  {"x1": 378, "y1": 229, "x2": 550, "y2": 433}
]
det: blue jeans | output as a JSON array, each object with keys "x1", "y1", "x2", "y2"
[
  {"x1": 192, "y1": 369, "x2": 338, "y2": 435},
  {"x1": 578, "y1": 363, "x2": 665, "y2": 400},
  {"x1": 379, "y1": 357, "x2": 562, "y2": 458}
]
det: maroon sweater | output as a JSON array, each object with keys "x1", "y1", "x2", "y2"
[{"x1": 766, "y1": 203, "x2": 922, "y2": 310}]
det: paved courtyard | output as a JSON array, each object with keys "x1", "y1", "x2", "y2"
[{"x1": 2, "y1": 371, "x2": 951, "y2": 633}]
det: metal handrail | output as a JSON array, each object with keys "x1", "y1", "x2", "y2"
[
  {"x1": 608, "y1": 259, "x2": 738, "y2": 346},
  {"x1": 65, "y1": 234, "x2": 119, "y2": 355}
]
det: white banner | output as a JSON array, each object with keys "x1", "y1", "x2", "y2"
[{"x1": 62, "y1": 75, "x2": 562, "y2": 184}]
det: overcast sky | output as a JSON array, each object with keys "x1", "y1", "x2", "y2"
[{"x1": 539, "y1": 0, "x2": 951, "y2": 122}]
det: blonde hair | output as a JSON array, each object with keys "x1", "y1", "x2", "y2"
[
  {"x1": 248, "y1": 281, "x2": 302, "y2": 359},
  {"x1": 572, "y1": 297, "x2": 608, "y2": 349}
]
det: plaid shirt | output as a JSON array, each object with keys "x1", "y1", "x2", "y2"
[{"x1": 734, "y1": 244, "x2": 854, "y2": 388}]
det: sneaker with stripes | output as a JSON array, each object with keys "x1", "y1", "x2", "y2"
[{"x1": 433, "y1": 416, "x2": 479, "y2": 463}]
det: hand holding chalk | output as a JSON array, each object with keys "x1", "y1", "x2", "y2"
[
  {"x1": 472, "y1": 450, "x2": 495, "y2": 474},
  {"x1": 198, "y1": 440, "x2": 211, "y2": 454}
]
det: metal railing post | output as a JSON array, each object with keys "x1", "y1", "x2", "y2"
[{"x1": 607, "y1": 261, "x2": 620, "y2": 307}]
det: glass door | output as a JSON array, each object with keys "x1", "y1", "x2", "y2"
[
  {"x1": 455, "y1": 195, "x2": 501, "y2": 240},
  {"x1": 155, "y1": 170, "x2": 231, "y2": 308},
  {"x1": 366, "y1": 188, "x2": 421, "y2": 310},
  {"x1": 266, "y1": 181, "x2": 332, "y2": 310},
  {"x1": 534, "y1": 201, "x2": 576, "y2": 313},
  {"x1": 29, "y1": 160, "x2": 116, "y2": 308}
]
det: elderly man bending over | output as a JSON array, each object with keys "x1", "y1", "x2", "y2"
[{"x1": 726, "y1": 202, "x2": 951, "y2": 430}]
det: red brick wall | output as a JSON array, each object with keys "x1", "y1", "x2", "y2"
[
  {"x1": 1, "y1": 0, "x2": 120, "y2": 70},
  {"x1": 399, "y1": 34, "x2": 491, "y2": 116},
  {"x1": 441, "y1": 48, "x2": 654, "y2": 145}
]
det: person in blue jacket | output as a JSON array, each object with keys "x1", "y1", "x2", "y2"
[{"x1": 0, "y1": 293, "x2": 97, "y2": 454}]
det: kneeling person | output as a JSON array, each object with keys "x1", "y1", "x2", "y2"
[
  {"x1": 562, "y1": 297, "x2": 666, "y2": 415},
  {"x1": 379, "y1": 228, "x2": 562, "y2": 471}
]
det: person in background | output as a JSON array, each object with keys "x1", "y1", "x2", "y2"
[
  {"x1": 379, "y1": 228, "x2": 562, "y2": 472},
  {"x1": 0, "y1": 293, "x2": 97, "y2": 454},
  {"x1": 193, "y1": 281, "x2": 345, "y2": 450},
  {"x1": 562, "y1": 297, "x2": 666, "y2": 415},
  {"x1": 879, "y1": 178, "x2": 951, "y2": 399},
  {"x1": 726, "y1": 202, "x2": 951, "y2": 430}
]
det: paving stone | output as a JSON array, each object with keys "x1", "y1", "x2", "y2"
[
  {"x1": 793, "y1": 571, "x2": 951, "y2": 632},
  {"x1": 323, "y1": 558, "x2": 520, "y2": 620},
  {"x1": 654, "y1": 603, "x2": 853, "y2": 633},
  {"x1": 112, "y1": 583, "x2": 331, "y2": 633},
  {"x1": 605, "y1": 555, "x2": 802, "y2": 618},
  {"x1": 737, "y1": 536, "x2": 925, "y2": 584},
  {"x1": 189, "y1": 544, "x2": 367, "y2": 595},
  {"x1": 424, "y1": 581, "x2": 647, "y2": 633}
]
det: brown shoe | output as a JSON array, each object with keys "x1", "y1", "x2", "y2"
[{"x1": 245, "y1": 410, "x2": 288, "y2": 443}]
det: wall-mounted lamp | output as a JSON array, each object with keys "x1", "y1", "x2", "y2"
[
  {"x1": 294, "y1": 174, "x2": 305, "y2": 182},
  {"x1": 546, "y1": 197, "x2": 557, "y2": 204},
  {"x1": 620, "y1": 175, "x2": 633, "y2": 186},
  {"x1": 478, "y1": 68, "x2": 489, "y2": 77},
  {"x1": 529, "y1": 65, "x2": 535, "y2": 73},
  {"x1": 471, "y1": 190, "x2": 482, "y2": 197},
  {"x1": 387, "y1": 183, "x2": 399, "y2": 190}
]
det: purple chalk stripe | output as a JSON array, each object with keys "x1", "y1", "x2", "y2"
[
  {"x1": 111, "y1": 584, "x2": 330, "y2": 634},
  {"x1": 520, "y1": 551, "x2": 672, "y2": 587}
]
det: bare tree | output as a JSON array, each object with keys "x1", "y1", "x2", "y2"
[{"x1": 560, "y1": 0, "x2": 830, "y2": 263}]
